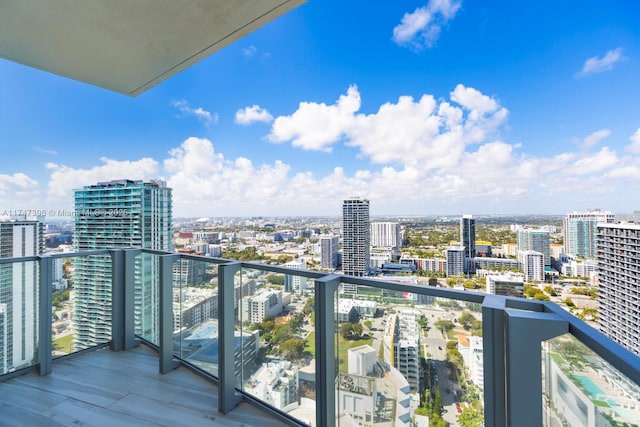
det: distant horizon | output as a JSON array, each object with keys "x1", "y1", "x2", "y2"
[{"x1": 37, "y1": 210, "x2": 640, "y2": 225}]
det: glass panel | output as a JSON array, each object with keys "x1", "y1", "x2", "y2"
[
  {"x1": 173, "y1": 258, "x2": 218, "y2": 373},
  {"x1": 543, "y1": 333, "x2": 640, "y2": 426},
  {"x1": 135, "y1": 252, "x2": 160, "y2": 345},
  {"x1": 52, "y1": 257, "x2": 74, "y2": 357},
  {"x1": 0, "y1": 259, "x2": 39, "y2": 374},
  {"x1": 69, "y1": 253, "x2": 112, "y2": 352},
  {"x1": 240, "y1": 267, "x2": 315, "y2": 424},
  {"x1": 336, "y1": 282, "x2": 484, "y2": 427}
]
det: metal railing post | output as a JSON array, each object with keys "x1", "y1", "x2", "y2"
[
  {"x1": 218, "y1": 261, "x2": 242, "y2": 414},
  {"x1": 315, "y1": 274, "x2": 340, "y2": 427},
  {"x1": 110, "y1": 249, "x2": 124, "y2": 351},
  {"x1": 481, "y1": 295, "x2": 507, "y2": 427},
  {"x1": 38, "y1": 254, "x2": 53, "y2": 376},
  {"x1": 159, "y1": 253, "x2": 179, "y2": 374},
  {"x1": 123, "y1": 248, "x2": 140, "y2": 350},
  {"x1": 505, "y1": 310, "x2": 567, "y2": 426}
]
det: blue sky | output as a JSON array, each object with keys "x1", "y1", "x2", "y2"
[{"x1": 1, "y1": 0, "x2": 639, "y2": 217}]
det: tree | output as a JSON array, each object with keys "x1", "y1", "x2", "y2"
[
  {"x1": 463, "y1": 280, "x2": 477, "y2": 289},
  {"x1": 352, "y1": 322, "x2": 364, "y2": 337},
  {"x1": 458, "y1": 311, "x2": 476, "y2": 330},
  {"x1": 458, "y1": 406, "x2": 484, "y2": 427},
  {"x1": 428, "y1": 277, "x2": 438, "y2": 286},
  {"x1": 563, "y1": 297, "x2": 575, "y2": 307},
  {"x1": 434, "y1": 319, "x2": 455, "y2": 335},
  {"x1": 266, "y1": 274, "x2": 285, "y2": 286},
  {"x1": 303, "y1": 297, "x2": 315, "y2": 315},
  {"x1": 533, "y1": 292, "x2": 550, "y2": 301},
  {"x1": 288, "y1": 312, "x2": 305, "y2": 330},
  {"x1": 470, "y1": 319, "x2": 483, "y2": 336},
  {"x1": 271, "y1": 324, "x2": 295, "y2": 344},
  {"x1": 340, "y1": 322, "x2": 353, "y2": 338},
  {"x1": 364, "y1": 320, "x2": 372, "y2": 330},
  {"x1": 280, "y1": 338, "x2": 305, "y2": 360}
]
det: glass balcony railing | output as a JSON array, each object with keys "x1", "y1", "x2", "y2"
[{"x1": 1, "y1": 248, "x2": 640, "y2": 427}]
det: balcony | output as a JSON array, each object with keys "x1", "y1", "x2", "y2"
[{"x1": 1, "y1": 249, "x2": 640, "y2": 426}]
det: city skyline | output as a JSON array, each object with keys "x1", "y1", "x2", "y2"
[{"x1": 1, "y1": 1, "x2": 639, "y2": 217}]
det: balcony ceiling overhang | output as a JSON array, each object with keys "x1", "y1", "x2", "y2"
[{"x1": 0, "y1": 0, "x2": 305, "y2": 96}]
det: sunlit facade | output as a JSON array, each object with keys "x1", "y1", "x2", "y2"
[{"x1": 73, "y1": 179, "x2": 172, "y2": 348}]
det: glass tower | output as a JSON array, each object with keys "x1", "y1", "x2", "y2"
[{"x1": 73, "y1": 179, "x2": 172, "y2": 349}]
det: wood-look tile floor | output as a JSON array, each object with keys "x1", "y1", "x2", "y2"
[{"x1": 0, "y1": 345, "x2": 288, "y2": 427}]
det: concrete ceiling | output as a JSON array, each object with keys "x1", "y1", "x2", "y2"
[{"x1": 0, "y1": 0, "x2": 305, "y2": 96}]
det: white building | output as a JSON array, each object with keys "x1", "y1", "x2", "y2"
[
  {"x1": 348, "y1": 345, "x2": 377, "y2": 376},
  {"x1": 518, "y1": 250, "x2": 545, "y2": 282},
  {"x1": 337, "y1": 345, "x2": 413, "y2": 427},
  {"x1": 240, "y1": 289, "x2": 285, "y2": 323},
  {"x1": 446, "y1": 244, "x2": 465, "y2": 276},
  {"x1": 370, "y1": 222, "x2": 401, "y2": 249},
  {"x1": 244, "y1": 360, "x2": 298, "y2": 411},
  {"x1": 342, "y1": 197, "x2": 370, "y2": 278},
  {"x1": 370, "y1": 252, "x2": 392, "y2": 270},
  {"x1": 0, "y1": 219, "x2": 43, "y2": 373},
  {"x1": 283, "y1": 258, "x2": 307, "y2": 295},
  {"x1": 383, "y1": 310, "x2": 420, "y2": 391},
  {"x1": 458, "y1": 335, "x2": 484, "y2": 389},
  {"x1": 558, "y1": 255, "x2": 598, "y2": 278},
  {"x1": 485, "y1": 272, "x2": 525, "y2": 297}
]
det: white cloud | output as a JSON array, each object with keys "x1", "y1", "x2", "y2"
[
  {"x1": 269, "y1": 84, "x2": 508, "y2": 169},
  {"x1": 268, "y1": 85, "x2": 361, "y2": 151},
  {"x1": 0, "y1": 172, "x2": 38, "y2": 192},
  {"x1": 576, "y1": 47, "x2": 625, "y2": 78},
  {"x1": 46, "y1": 158, "x2": 159, "y2": 207},
  {"x1": 33, "y1": 146, "x2": 58, "y2": 155},
  {"x1": 24, "y1": 90, "x2": 640, "y2": 216},
  {"x1": 581, "y1": 129, "x2": 611, "y2": 149},
  {"x1": 242, "y1": 45, "x2": 257, "y2": 58},
  {"x1": 235, "y1": 105, "x2": 274, "y2": 125},
  {"x1": 0, "y1": 173, "x2": 40, "y2": 212},
  {"x1": 626, "y1": 128, "x2": 640, "y2": 154},
  {"x1": 392, "y1": 0, "x2": 462, "y2": 50},
  {"x1": 172, "y1": 99, "x2": 218, "y2": 126}
]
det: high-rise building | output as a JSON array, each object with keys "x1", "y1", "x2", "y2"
[
  {"x1": 0, "y1": 219, "x2": 44, "y2": 373},
  {"x1": 446, "y1": 244, "x2": 465, "y2": 277},
  {"x1": 517, "y1": 229, "x2": 551, "y2": 267},
  {"x1": 342, "y1": 197, "x2": 370, "y2": 278},
  {"x1": 383, "y1": 310, "x2": 421, "y2": 392},
  {"x1": 319, "y1": 234, "x2": 339, "y2": 270},
  {"x1": 73, "y1": 179, "x2": 172, "y2": 349},
  {"x1": 370, "y1": 222, "x2": 401, "y2": 249},
  {"x1": 460, "y1": 214, "x2": 476, "y2": 259},
  {"x1": 563, "y1": 209, "x2": 614, "y2": 258},
  {"x1": 518, "y1": 250, "x2": 544, "y2": 282},
  {"x1": 597, "y1": 223, "x2": 640, "y2": 355}
]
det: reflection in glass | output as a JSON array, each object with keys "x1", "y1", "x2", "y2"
[
  {"x1": 239, "y1": 268, "x2": 316, "y2": 425},
  {"x1": 336, "y1": 283, "x2": 484, "y2": 427},
  {"x1": 543, "y1": 334, "x2": 640, "y2": 426},
  {"x1": 0, "y1": 260, "x2": 39, "y2": 374}
]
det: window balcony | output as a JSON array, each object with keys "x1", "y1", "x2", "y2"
[{"x1": 1, "y1": 249, "x2": 640, "y2": 426}]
